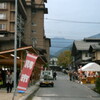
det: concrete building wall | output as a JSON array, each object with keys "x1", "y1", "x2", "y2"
[
  {"x1": 31, "y1": 11, "x2": 44, "y2": 48},
  {"x1": 82, "y1": 52, "x2": 91, "y2": 60},
  {"x1": 23, "y1": 7, "x2": 32, "y2": 46},
  {"x1": 94, "y1": 51, "x2": 100, "y2": 60},
  {"x1": 35, "y1": 0, "x2": 44, "y2": 4},
  {"x1": 0, "y1": 41, "x2": 14, "y2": 50},
  {"x1": 44, "y1": 39, "x2": 50, "y2": 61}
]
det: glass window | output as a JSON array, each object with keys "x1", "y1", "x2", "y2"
[
  {"x1": 32, "y1": 11, "x2": 36, "y2": 14},
  {"x1": 85, "y1": 52, "x2": 88, "y2": 57},
  {"x1": 32, "y1": 38, "x2": 37, "y2": 46},
  {"x1": 0, "y1": 3, "x2": 7, "y2": 9},
  {"x1": 32, "y1": 30, "x2": 36, "y2": 33},
  {"x1": 0, "y1": 13, "x2": 6, "y2": 19},
  {"x1": 0, "y1": 24, "x2": 6, "y2": 30},
  {"x1": 32, "y1": 22, "x2": 37, "y2": 26}
]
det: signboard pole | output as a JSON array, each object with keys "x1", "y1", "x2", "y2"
[{"x1": 12, "y1": 0, "x2": 17, "y2": 99}]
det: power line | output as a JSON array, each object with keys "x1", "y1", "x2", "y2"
[
  {"x1": 51, "y1": 42, "x2": 73, "y2": 43},
  {"x1": 36, "y1": 44, "x2": 71, "y2": 48},
  {"x1": 32, "y1": 38, "x2": 74, "y2": 43},
  {"x1": 45, "y1": 18, "x2": 100, "y2": 24}
]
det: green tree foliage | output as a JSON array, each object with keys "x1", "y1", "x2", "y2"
[{"x1": 57, "y1": 50, "x2": 72, "y2": 67}]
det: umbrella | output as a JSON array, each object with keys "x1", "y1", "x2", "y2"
[{"x1": 81, "y1": 62, "x2": 100, "y2": 71}]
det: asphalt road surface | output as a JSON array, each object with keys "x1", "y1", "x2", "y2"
[{"x1": 32, "y1": 72, "x2": 100, "y2": 100}]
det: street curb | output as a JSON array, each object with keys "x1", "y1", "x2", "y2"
[
  {"x1": 25, "y1": 86, "x2": 39, "y2": 100},
  {"x1": 19, "y1": 86, "x2": 39, "y2": 100}
]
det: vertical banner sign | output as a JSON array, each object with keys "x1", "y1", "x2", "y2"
[{"x1": 17, "y1": 53, "x2": 38, "y2": 91}]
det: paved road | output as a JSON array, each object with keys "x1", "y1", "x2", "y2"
[{"x1": 32, "y1": 72, "x2": 100, "y2": 100}]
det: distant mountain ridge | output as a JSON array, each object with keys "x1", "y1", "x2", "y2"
[
  {"x1": 50, "y1": 38, "x2": 74, "y2": 56},
  {"x1": 55, "y1": 45, "x2": 72, "y2": 56},
  {"x1": 50, "y1": 33, "x2": 100, "y2": 57},
  {"x1": 88, "y1": 33, "x2": 100, "y2": 38}
]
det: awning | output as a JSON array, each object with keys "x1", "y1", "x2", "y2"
[
  {"x1": 81, "y1": 62, "x2": 100, "y2": 72},
  {"x1": 0, "y1": 46, "x2": 47, "y2": 67}
]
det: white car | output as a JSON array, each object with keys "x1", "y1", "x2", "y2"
[{"x1": 39, "y1": 70, "x2": 54, "y2": 87}]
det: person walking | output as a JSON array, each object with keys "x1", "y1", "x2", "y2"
[
  {"x1": 68, "y1": 71, "x2": 73, "y2": 81},
  {"x1": 53, "y1": 71, "x2": 57, "y2": 80},
  {"x1": 6, "y1": 71, "x2": 13, "y2": 93}
]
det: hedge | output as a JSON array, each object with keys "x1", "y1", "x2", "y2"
[{"x1": 95, "y1": 77, "x2": 100, "y2": 93}]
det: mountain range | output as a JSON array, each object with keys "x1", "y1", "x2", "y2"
[
  {"x1": 88, "y1": 33, "x2": 100, "y2": 38},
  {"x1": 50, "y1": 38, "x2": 74, "y2": 56},
  {"x1": 50, "y1": 33, "x2": 100, "y2": 57}
]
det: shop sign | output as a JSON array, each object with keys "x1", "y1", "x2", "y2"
[{"x1": 17, "y1": 53, "x2": 38, "y2": 91}]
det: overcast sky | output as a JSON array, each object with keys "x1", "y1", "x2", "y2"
[{"x1": 44, "y1": 0, "x2": 100, "y2": 40}]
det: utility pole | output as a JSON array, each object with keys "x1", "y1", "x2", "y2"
[{"x1": 12, "y1": 0, "x2": 18, "y2": 99}]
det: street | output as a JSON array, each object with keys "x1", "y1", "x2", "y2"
[{"x1": 31, "y1": 72, "x2": 100, "y2": 100}]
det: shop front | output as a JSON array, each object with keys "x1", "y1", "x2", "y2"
[
  {"x1": 78, "y1": 62, "x2": 100, "y2": 84},
  {"x1": 0, "y1": 46, "x2": 47, "y2": 87}
]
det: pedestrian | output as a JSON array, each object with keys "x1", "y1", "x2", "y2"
[
  {"x1": 53, "y1": 71, "x2": 57, "y2": 80},
  {"x1": 6, "y1": 71, "x2": 13, "y2": 93},
  {"x1": 68, "y1": 71, "x2": 73, "y2": 81}
]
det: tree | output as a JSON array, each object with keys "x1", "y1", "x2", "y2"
[{"x1": 57, "y1": 50, "x2": 72, "y2": 68}]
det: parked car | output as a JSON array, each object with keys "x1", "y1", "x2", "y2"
[{"x1": 39, "y1": 70, "x2": 54, "y2": 87}]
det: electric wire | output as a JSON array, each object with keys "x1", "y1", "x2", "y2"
[{"x1": 45, "y1": 18, "x2": 100, "y2": 24}]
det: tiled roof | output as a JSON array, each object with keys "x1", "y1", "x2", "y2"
[
  {"x1": 90, "y1": 43, "x2": 100, "y2": 50},
  {"x1": 74, "y1": 40, "x2": 98, "y2": 50}
]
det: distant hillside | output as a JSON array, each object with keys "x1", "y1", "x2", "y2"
[
  {"x1": 88, "y1": 33, "x2": 100, "y2": 38},
  {"x1": 55, "y1": 45, "x2": 72, "y2": 56},
  {"x1": 50, "y1": 33, "x2": 100, "y2": 57},
  {"x1": 50, "y1": 55, "x2": 56, "y2": 58},
  {"x1": 50, "y1": 38, "x2": 74, "y2": 56}
]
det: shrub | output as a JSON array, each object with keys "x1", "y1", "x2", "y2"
[{"x1": 95, "y1": 77, "x2": 100, "y2": 93}]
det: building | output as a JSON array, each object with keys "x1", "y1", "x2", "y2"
[
  {"x1": 0, "y1": 0, "x2": 27, "y2": 50},
  {"x1": 0, "y1": 0, "x2": 50, "y2": 61},
  {"x1": 24, "y1": 0, "x2": 50, "y2": 61},
  {"x1": 0, "y1": 0, "x2": 50, "y2": 86},
  {"x1": 89, "y1": 43, "x2": 100, "y2": 64},
  {"x1": 49, "y1": 57, "x2": 58, "y2": 66},
  {"x1": 72, "y1": 38, "x2": 99, "y2": 70}
]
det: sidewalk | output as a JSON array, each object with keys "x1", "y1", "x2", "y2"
[{"x1": 0, "y1": 82, "x2": 39, "y2": 100}]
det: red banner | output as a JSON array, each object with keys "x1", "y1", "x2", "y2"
[{"x1": 17, "y1": 53, "x2": 38, "y2": 91}]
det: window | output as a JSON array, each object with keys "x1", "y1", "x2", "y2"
[
  {"x1": 0, "y1": 3, "x2": 7, "y2": 9},
  {"x1": 85, "y1": 52, "x2": 88, "y2": 57},
  {"x1": 32, "y1": 38, "x2": 37, "y2": 47},
  {"x1": 32, "y1": 22, "x2": 37, "y2": 26},
  {"x1": 32, "y1": 10, "x2": 36, "y2": 14},
  {"x1": 85, "y1": 52, "x2": 90, "y2": 57},
  {"x1": 32, "y1": 30, "x2": 36, "y2": 33},
  {"x1": 0, "y1": 24, "x2": 6, "y2": 30},
  {"x1": 0, "y1": 35, "x2": 4, "y2": 37},
  {"x1": 0, "y1": 13, "x2": 6, "y2": 19}
]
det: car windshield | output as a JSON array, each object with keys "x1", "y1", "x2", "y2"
[{"x1": 43, "y1": 75, "x2": 52, "y2": 80}]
